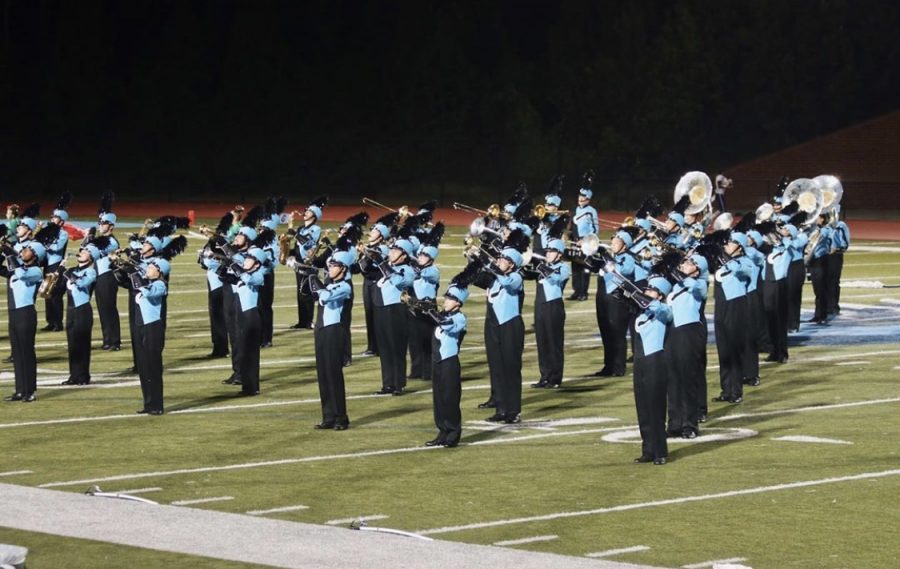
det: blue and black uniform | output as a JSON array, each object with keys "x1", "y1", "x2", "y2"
[
  {"x1": 64, "y1": 261, "x2": 98, "y2": 385},
  {"x1": 569, "y1": 204, "x2": 598, "y2": 300},
  {"x1": 2, "y1": 259, "x2": 43, "y2": 399},
  {"x1": 713, "y1": 252, "x2": 752, "y2": 402},
  {"x1": 201, "y1": 250, "x2": 229, "y2": 357},
  {"x1": 665, "y1": 273, "x2": 707, "y2": 437},
  {"x1": 293, "y1": 223, "x2": 321, "y2": 329},
  {"x1": 408, "y1": 262, "x2": 440, "y2": 380},
  {"x1": 533, "y1": 255, "x2": 571, "y2": 387},
  {"x1": 230, "y1": 256, "x2": 265, "y2": 395},
  {"x1": 43, "y1": 223, "x2": 69, "y2": 330},
  {"x1": 481, "y1": 268, "x2": 525, "y2": 420},
  {"x1": 431, "y1": 308, "x2": 467, "y2": 445},
  {"x1": 596, "y1": 250, "x2": 636, "y2": 377},
  {"x1": 808, "y1": 223, "x2": 833, "y2": 323},
  {"x1": 134, "y1": 276, "x2": 167, "y2": 413},
  {"x1": 94, "y1": 231, "x2": 121, "y2": 349},
  {"x1": 313, "y1": 276, "x2": 352, "y2": 428},
  {"x1": 634, "y1": 297, "x2": 673, "y2": 463},
  {"x1": 370, "y1": 254, "x2": 415, "y2": 394},
  {"x1": 828, "y1": 219, "x2": 850, "y2": 315}
]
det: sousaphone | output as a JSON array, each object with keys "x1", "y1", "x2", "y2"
[
  {"x1": 673, "y1": 171, "x2": 713, "y2": 215},
  {"x1": 782, "y1": 178, "x2": 824, "y2": 226}
]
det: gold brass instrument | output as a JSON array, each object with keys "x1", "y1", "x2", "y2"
[
  {"x1": 673, "y1": 171, "x2": 713, "y2": 215},
  {"x1": 138, "y1": 218, "x2": 154, "y2": 238},
  {"x1": 532, "y1": 204, "x2": 571, "y2": 218},
  {"x1": 362, "y1": 197, "x2": 409, "y2": 218},
  {"x1": 306, "y1": 228, "x2": 334, "y2": 262},
  {"x1": 400, "y1": 290, "x2": 438, "y2": 317},
  {"x1": 38, "y1": 256, "x2": 68, "y2": 299},
  {"x1": 278, "y1": 232, "x2": 293, "y2": 265}
]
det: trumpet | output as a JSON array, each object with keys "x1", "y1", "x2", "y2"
[
  {"x1": 532, "y1": 204, "x2": 570, "y2": 218},
  {"x1": 362, "y1": 197, "x2": 409, "y2": 218}
]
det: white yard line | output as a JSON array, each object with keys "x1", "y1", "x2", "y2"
[
  {"x1": 325, "y1": 514, "x2": 388, "y2": 526},
  {"x1": 494, "y1": 534, "x2": 558, "y2": 547},
  {"x1": 115, "y1": 487, "x2": 162, "y2": 495},
  {"x1": 585, "y1": 545, "x2": 650, "y2": 558},
  {"x1": 246, "y1": 504, "x2": 309, "y2": 516},
  {"x1": 416, "y1": 469, "x2": 900, "y2": 535},
  {"x1": 682, "y1": 558, "x2": 748, "y2": 569},
  {"x1": 171, "y1": 496, "x2": 234, "y2": 506},
  {"x1": 0, "y1": 470, "x2": 33, "y2": 477},
  {"x1": 772, "y1": 435, "x2": 852, "y2": 445},
  {"x1": 37, "y1": 426, "x2": 635, "y2": 488},
  {"x1": 834, "y1": 361, "x2": 869, "y2": 366},
  {"x1": 716, "y1": 397, "x2": 900, "y2": 422}
]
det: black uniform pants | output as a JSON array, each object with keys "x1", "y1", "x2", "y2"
[
  {"x1": 128, "y1": 288, "x2": 139, "y2": 368},
  {"x1": 714, "y1": 289, "x2": 747, "y2": 401},
  {"x1": 743, "y1": 289, "x2": 762, "y2": 380},
  {"x1": 432, "y1": 354, "x2": 462, "y2": 445},
  {"x1": 748, "y1": 287, "x2": 770, "y2": 354},
  {"x1": 633, "y1": 347, "x2": 668, "y2": 460},
  {"x1": 236, "y1": 307, "x2": 261, "y2": 394},
  {"x1": 135, "y1": 319, "x2": 164, "y2": 412},
  {"x1": 315, "y1": 324, "x2": 349, "y2": 425},
  {"x1": 408, "y1": 312, "x2": 435, "y2": 380},
  {"x1": 223, "y1": 285, "x2": 243, "y2": 381},
  {"x1": 296, "y1": 272, "x2": 314, "y2": 328},
  {"x1": 598, "y1": 291, "x2": 630, "y2": 375},
  {"x1": 207, "y1": 285, "x2": 228, "y2": 356},
  {"x1": 45, "y1": 262, "x2": 65, "y2": 328},
  {"x1": 827, "y1": 252, "x2": 844, "y2": 313},
  {"x1": 786, "y1": 260, "x2": 805, "y2": 331},
  {"x1": 362, "y1": 279, "x2": 379, "y2": 353},
  {"x1": 762, "y1": 277, "x2": 789, "y2": 361},
  {"x1": 484, "y1": 315, "x2": 524, "y2": 417},
  {"x1": 809, "y1": 256, "x2": 830, "y2": 322},
  {"x1": 571, "y1": 263, "x2": 589, "y2": 297},
  {"x1": 95, "y1": 271, "x2": 121, "y2": 347},
  {"x1": 10, "y1": 306, "x2": 37, "y2": 396},
  {"x1": 666, "y1": 321, "x2": 706, "y2": 435},
  {"x1": 535, "y1": 298, "x2": 565, "y2": 384},
  {"x1": 260, "y1": 272, "x2": 275, "y2": 344},
  {"x1": 375, "y1": 303, "x2": 408, "y2": 391},
  {"x1": 66, "y1": 301, "x2": 93, "y2": 384}
]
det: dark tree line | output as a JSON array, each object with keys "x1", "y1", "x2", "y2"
[{"x1": 2, "y1": 0, "x2": 899, "y2": 207}]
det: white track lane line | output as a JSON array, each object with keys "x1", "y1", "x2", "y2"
[
  {"x1": 246, "y1": 504, "x2": 309, "y2": 516},
  {"x1": 114, "y1": 487, "x2": 162, "y2": 495},
  {"x1": 682, "y1": 558, "x2": 748, "y2": 569},
  {"x1": 325, "y1": 514, "x2": 388, "y2": 525},
  {"x1": 0, "y1": 470, "x2": 33, "y2": 477},
  {"x1": 585, "y1": 545, "x2": 650, "y2": 558},
  {"x1": 416, "y1": 469, "x2": 900, "y2": 535},
  {"x1": 493, "y1": 535, "x2": 558, "y2": 547},
  {"x1": 171, "y1": 496, "x2": 234, "y2": 506}
]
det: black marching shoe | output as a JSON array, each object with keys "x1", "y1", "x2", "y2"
[
  {"x1": 634, "y1": 455, "x2": 654, "y2": 463},
  {"x1": 4, "y1": 393, "x2": 24, "y2": 402},
  {"x1": 333, "y1": 423, "x2": 349, "y2": 431},
  {"x1": 391, "y1": 388, "x2": 405, "y2": 396},
  {"x1": 373, "y1": 387, "x2": 394, "y2": 395},
  {"x1": 136, "y1": 408, "x2": 148, "y2": 414},
  {"x1": 22, "y1": 393, "x2": 36, "y2": 402},
  {"x1": 698, "y1": 413, "x2": 708, "y2": 423},
  {"x1": 148, "y1": 409, "x2": 164, "y2": 415},
  {"x1": 238, "y1": 390, "x2": 260, "y2": 397},
  {"x1": 207, "y1": 351, "x2": 229, "y2": 359},
  {"x1": 222, "y1": 375, "x2": 241, "y2": 385},
  {"x1": 60, "y1": 379, "x2": 78, "y2": 386},
  {"x1": 485, "y1": 413, "x2": 505, "y2": 422},
  {"x1": 742, "y1": 376, "x2": 761, "y2": 387},
  {"x1": 362, "y1": 349, "x2": 377, "y2": 357},
  {"x1": 41, "y1": 324, "x2": 56, "y2": 332},
  {"x1": 712, "y1": 394, "x2": 731, "y2": 402},
  {"x1": 653, "y1": 457, "x2": 667, "y2": 465},
  {"x1": 546, "y1": 382, "x2": 561, "y2": 389},
  {"x1": 593, "y1": 367, "x2": 613, "y2": 377},
  {"x1": 682, "y1": 429, "x2": 698, "y2": 439},
  {"x1": 566, "y1": 293, "x2": 580, "y2": 301},
  {"x1": 425, "y1": 437, "x2": 445, "y2": 447},
  {"x1": 531, "y1": 379, "x2": 550, "y2": 388},
  {"x1": 260, "y1": 342, "x2": 273, "y2": 348},
  {"x1": 314, "y1": 421, "x2": 335, "y2": 430},
  {"x1": 503, "y1": 414, "x2": 521, "y2": 424},
  {"x1": 477, "y1": 398, "x2": 497, "y2": 409},
  {"x1": 729, "y1": 396, "x2": 743, "y2": 404},
  {"x1": 343, "y1": 360, "x2": 352, "y2": 368}
]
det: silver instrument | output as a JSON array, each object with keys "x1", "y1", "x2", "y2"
[
  {"x1": 783, "y1": 178, "x2": 824, "y2": 226},
  {"x1": 674, "y1": 171, "x2": 713, "y2": 215}
]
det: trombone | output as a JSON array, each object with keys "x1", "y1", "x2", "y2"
[
  {"x1": 453, "y1": 201, "x2": 502, "y2": 218},
  {"x1": 532, "y1": 204, "x2": 570, "y2": 218},
  {"x1": 362, "y1": 197, "x2": 409, "y2": 218}
]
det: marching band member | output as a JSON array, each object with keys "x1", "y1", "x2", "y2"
[
  {"x1": 358, "y1": 212, "x2": 397, "y2": 357},
  {"x1": 632, "y1": 276, "x2": 673, "y2": 465},
  {"x1": 42, "y1": 192, "x2": 72, "y2": 332},
  {"x1": 290, "y1": 196, "x2": 327, "y2": 330},
  {"x1": 762, "y1": 222, "x2": 791, "y2": 364},
  {"x1": 199, "y1": 212, "x2": 234, "y2": 358},
  {"x1": 310, "y1": 248, "x2": 356, "y2": 430},
  {"x1": 477, "y1": 230, "x2": 527, "y2": 423},
  {"x1": 807, "y1": 212, "x2": 833, "y2": 325},
  {"x1": 408, "y1": 223, "x2": 444, "y2": 381},
  {"x1": 662, "y1": 251, "x2": 709, "y2": 439},
  {"x1": 713, "y1": 231, "x2": 753, "y2": 404},
  {"x1": 3, "y1": 205, "x2": 39, "y2": 364},
  {"x1": 1, "y1": 237, "x2": 45, "y2": 402},
  {"x1": 425, "y1": 265, "x2": 475, "y2": 447},
  {"x1": 220, "y1": 207, "x2": 263, "y2": 387},
  {"x1": 258, "y1": 197, "x2": 286, "y2": 347},
  {"x1": 336, "y1": 214, "x2": 367, "y2": 366},
  {"x1": 60, "y1": 240, "x2": 103, "y2": 386},
  {"x1": 779, "y1": 202, "x2": 807, "y2": 332},
  {"x1": 369, "y1": 237, "x2": 415, "y2": 395},
  {"x1": 592, "y1": 226, "x2": 638, "y2": 377},
  {"x1": 738, "y1": 217, "x2": 765, "y2": 386},
  {"x1": 223, "y1": 248, "x2": 267, "y2": 397},
  {"x1": 132, "y1": 258, "x2": 169, "y2": 414},
  {"x1": 828, "y1": 209, "x2": 850, "y2": 315},
  {"x1": 568, "y1": 170, "x2": 598, "y2": 301},
  {"x1": 531, "y1": 233, "x2": 572, "y2": 389},
  {"x1": 94, "y1": 193, "x2": 122, "y2": 351}
]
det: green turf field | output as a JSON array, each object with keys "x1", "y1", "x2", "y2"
[{"x1": 2, "y1": 224, "x2": 899, "y2": 569}]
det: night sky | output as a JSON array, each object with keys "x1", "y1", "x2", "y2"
[{"x1": 2, "y1": 0, "x2": 899, "y2": 207}]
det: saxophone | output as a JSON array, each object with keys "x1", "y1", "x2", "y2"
[
  {"x1": 278, "y1": 211, "x2": 299, "y2": 265},
  {"x1": 38, "y1": 258, "x2": 67, "y2": 299}
]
